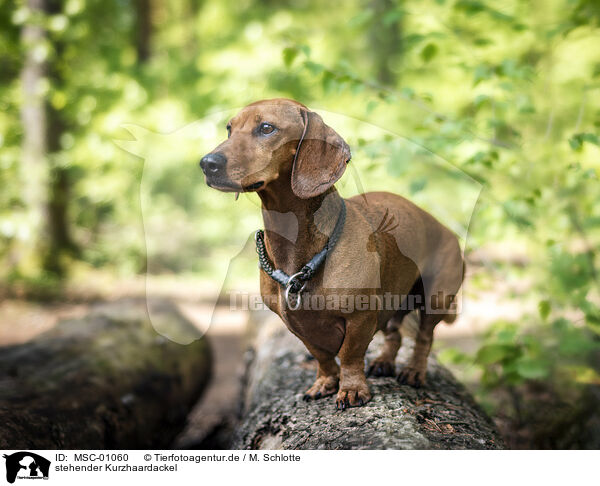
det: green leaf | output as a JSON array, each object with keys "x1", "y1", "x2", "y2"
[
  {"x1": 481, "y1": 367, "x2": 501, "y2": 387},
  {"x1": 409, "y1": 177, "x2": 427, "y2": 194},
  {"x1": 403, "y1": 34, "x2": 425, "y2": 49},
  {"x1": 282, "y1": 47, "x2": 298, "y2": 68},
  {"x1": 538, "y1": 300, "x2": 551, "y2": 321},
  {"x1": 454, "y1": 0, "x2": 486, "y2": 14},
  {"x1": 438, "y1": 348, "x2": 470, "y2": 365},
  {"x1": 584, "y1": 310, "x2": 600, "y2": 336},
  {"x1": 321, "y1": 70, "x2": 336, "y2": 93},
  {"x1": 382, "y1": 9, "x2": 405, "y2": 26},
  {"x1": 299, "y1": 45, "x2": 311, "y2": 57},
  {"x1": 515, "y1": 358, "x2": 549, "y2": 379},
  {"x1": 473, "y1": 94, "x2": 490, "y2": 108},
  {"x1": 476, "y1": 344, "x2": 510, "y2": 364},
  {"x1": 581, "y1": 133, "x2": 599, "y2": 145},
  {"x1": 473, "y1": 64, "x2": 492, "y2": 85},
  {"x1": 569, "y1": 133, "x2": 600, "y2": 151},
  {"x1": 350, "y1": 80, "x2": 365, "y2": 95},
  {"x1": 567, "y1": 366, "x2": 600, "y2": 385},
  {"x1": 366, "y1": 100, "x2": 378, "y2": 115},
  {"x1": 400, "y1": 86, "x2": 415, "y2": 99},
  {"x1": 421, "y1": 43, "x2": 438, "y2": 63},
  {"x1": 496, "y1": 326, "x2": 518, "y2": 344},
  {"x1": 569, "y1": 136, "x2": 582, "y2": 151},
  {"x1": 304, "y1": 61, "x2": 324, "y2": 75},
  {"x1": 348, "y1": 10, "x2": 373, "y2": 28}
]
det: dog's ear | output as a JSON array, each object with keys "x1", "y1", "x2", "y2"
[{"x1": 291, "y1": 109, "x2": 351, "y2": 199}]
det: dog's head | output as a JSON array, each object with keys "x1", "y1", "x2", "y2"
[{"x1": 200, "y1": 98, "x2": 351, "y2": 199}]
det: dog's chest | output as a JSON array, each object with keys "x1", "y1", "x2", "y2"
[
  {"x1": 280, "y1": 308, "x2": 346, "y2": 356},
  {"x1": 259, "y1": 272, "x2": 345, "y2": 355}
]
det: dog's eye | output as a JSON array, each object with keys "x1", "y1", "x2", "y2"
[
  {"x1": 259, "y1": 123, "x2": 276, "y2": 135},
  {"x1": 226, "y1": 124, "x2": 231, "y2": 138}
]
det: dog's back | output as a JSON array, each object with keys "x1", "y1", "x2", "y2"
[{"x1": 347, "y1": 191, "x2": 464, "y2": 320}]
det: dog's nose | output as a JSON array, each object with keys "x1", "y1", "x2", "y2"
[{"x1": 200, "y1": 152, "x2": 227, "y2": 174}]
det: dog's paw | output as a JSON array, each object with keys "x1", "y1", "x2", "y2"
[
  {"x1": 303, "y1": 375, "x2": 339, "y2": 401},
  {"x1": 396, "y1": 366, "x2": 426, "y2": 388},
  {"x1": 335, "y1": 386, "x2": 371, "y2": 410},
  {"x1": 367, "y1": 358, "x2": 396, "y2": 377}
]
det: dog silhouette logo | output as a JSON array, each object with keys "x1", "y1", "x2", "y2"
[{"x1": 3, "y1": 452, "x2": 50, "y2": 483}]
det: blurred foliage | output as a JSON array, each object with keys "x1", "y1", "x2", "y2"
[{"x1": 1, "y1": 0, "x2": 599, "y2": 444}]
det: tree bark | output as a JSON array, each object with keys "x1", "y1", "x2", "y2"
[
  {"x1": 44, "y1": 109, "x2": 78, "y2": 273},
  {"x1": 232, "y1": 312, "x2": 504, "y2": 450},
  {"x1": 135, "y1": 0, "x2": 152, "y2": 64},
  {"x1": 0, "y1": 299, "x2": 211, "y2": 449},
  {"x1": 20, "y1": 0, "x2": 78, "y2": 276},
  {"x1": 369, "y1": 0, "x2": 402, "y2": 85},
  {"x1": 43, "y1": 0, "x2": 79, "y2": 274},
  {"x1": 20, "y1": 0, "x2": 50, "y2": 266}
]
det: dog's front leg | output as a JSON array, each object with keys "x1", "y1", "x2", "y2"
[
  {"x1": 336, "y1": 313, "x2": 377, "y2": 409},
  {"x1": 301, "y1": 341, "x2": 340, "y2": 401}
]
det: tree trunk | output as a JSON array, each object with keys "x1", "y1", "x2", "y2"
[
  {"x1": 20, "y1": 0, "x2": 78, "y2": 276},
  {"x1": 20, "y1": 0, "x2": 50, "y2": 267},
  {"x1": 135, "y1": 0, "x2": 152, "y2": 64},
  {"x1": 369, "y1": 0, "x2": 402, "y2": 85},
  {"x1": 0, "y1": 299, "x2": 211, "y2": 449},
  {"x1": 231, "y1": 312, "x2": 504, "y2": 450},
  {"x1": 44, "y1": 109, "x2": 78, "y2": 273},
  {"x1": 43, "y1": 0, "x2": 79, "y2": 275}
]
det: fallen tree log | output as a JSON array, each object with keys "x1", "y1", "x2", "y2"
[
  {"x1": 231, "y1": 312, "x2": 504, "y2": 450},
  {"x1": 0, "y1": 299, "x2": 211, "y2": 449}
]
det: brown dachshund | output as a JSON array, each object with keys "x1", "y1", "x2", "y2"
[{"x1": 200, "y1": 99, "x2": 464, "y2": 409}]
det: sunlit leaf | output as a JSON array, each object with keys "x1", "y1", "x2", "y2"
[
  {"x1": 476, "y1": 344, "x2": 511, "y2": 364},
  {"x1": 382, "y1": 9, "x2": 405, "y2": 26},
  {"x1": 515, "y1": 358, "x2": 549, "y2": 379},
  {"x1": 421, "y1": 43, "x2": 438, "y2": 63},
  {"x1": 538, "y1": 300, "x2": 551, "y2": 321},
  {"x1": 569, "y1": 133, "x2": 600, "y2": 151},
  {"x1": 438, "y1": 348, "x2": 471, "y2": 365},
  {"x1": 282, "y1": 47, "x2": 298, "y2": 68},
  {"x1": 409, "y1": 177, "x2": 427, "y2": 194}
]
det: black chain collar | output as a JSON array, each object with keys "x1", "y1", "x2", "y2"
[{"x1": 255, "y1": 200, "x2": 346, "y2": 310}]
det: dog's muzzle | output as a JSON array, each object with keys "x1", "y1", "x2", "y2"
[{"x1": 199, "y1": 152, "x2": 227, "y2": 176}]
